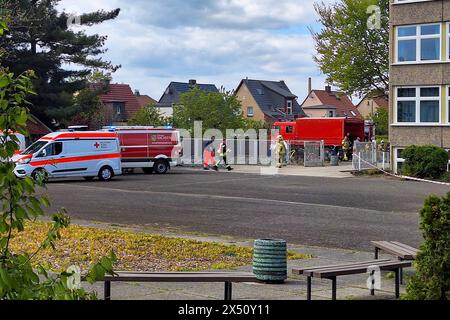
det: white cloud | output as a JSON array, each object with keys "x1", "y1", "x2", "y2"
[{"x1": 58, "y1": 0, "x2": 331, "y2": 102}]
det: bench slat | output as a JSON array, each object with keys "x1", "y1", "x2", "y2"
[
  {"x1": 104, "y1": 272, "x2": 259, "y2": 283},
  {"x1": 292, "y1": 259, "x2": 391, "y2": 275},
  {"x1": 371, "y1": 241, "x2": 418, "y2": 259},
  {"x1": 308, "y1": 261, "x2": 412, "y2": 278}
]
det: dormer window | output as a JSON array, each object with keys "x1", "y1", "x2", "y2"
[{"x1": 287, "y1": 100, "x2": 293, "y2": 115}]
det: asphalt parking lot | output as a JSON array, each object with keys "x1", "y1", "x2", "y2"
[{"x1": 45, "y1": 167, "x2": 449, "y2": 251}]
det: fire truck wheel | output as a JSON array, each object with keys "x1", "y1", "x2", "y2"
[
  {"x1": 98, "y1": 166, "x2": 114, "y2": 181},
  {"x1": 142, "y1": 167, "x2": 154, "y2": 174},
  {"x1": 31, "y1": 168, "x2": 48, "y2": 182},
  {"x1": 153, "y1": 159, "x2": 169, "y2": 174}
]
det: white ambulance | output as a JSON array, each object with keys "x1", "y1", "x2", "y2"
[{"x1": 13, "y1": 131, "x2": 122, "y2": 181}]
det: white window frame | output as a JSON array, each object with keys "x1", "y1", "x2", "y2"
[
  {"x1": 247, "y1": 106, "x2": 254, "y2": 117},
  {"x1": 446, "y1": 86, "x2": 450, "y2": 124},
  {"x1": 395, "y1": 23, "x2": 441, "y2": 64},
  {"x1": 287, "y1": 100, "x2": 293, "y2": 115},
  {"x1": 395, "y1": 86, "x2": 441, "y2": 124}
]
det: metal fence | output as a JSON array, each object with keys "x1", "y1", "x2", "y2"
[
  {"x1": 352, "y1": 142, "x2": 390, "y2": 171},
  {"x1": 179, "y1": 138, "x2": 325, "y2": 167},
  {"x1": 304, "y1": 140, "x2": 325, "y2": 167}
]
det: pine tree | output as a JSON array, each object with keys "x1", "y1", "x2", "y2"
[{"x1": 0, "y1": 0, "x2": 120, "y2": 126}]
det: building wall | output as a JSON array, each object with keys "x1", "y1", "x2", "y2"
[
  {"x1": 235, "y1": 83, "x2": 267, "y2": 121},
  {"x1": 358, "y1": 98, "x2": 382, "y2": 119},
  {"x1": 389, "y1": 0, "x2": 450, "y2": 172},
  {"x1": 301, "y1": 92, "x2": 322, "y2": 108},
  {"x1": 302, "y1": 108, "x2": 336, "y2": 118}
]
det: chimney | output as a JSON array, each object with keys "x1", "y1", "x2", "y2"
[
  {"x1": 308, "y1": 77, "x2": 312, "y2": 93},
  {"x1": 189, "y1": 79, "x2": 197, "y2": 86},
  {"x1": 325, "y1": 85, "x2": 332, "y2": 93},
  {"x1": 134, "y1": 90, "x2": 140, "y2": 96}
]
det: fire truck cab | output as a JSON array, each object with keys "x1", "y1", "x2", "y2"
[{"x1": 103, "y1": 126, "x2": 182, "y2": 174}]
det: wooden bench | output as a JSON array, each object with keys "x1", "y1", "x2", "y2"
[
  {"x1": 371, "y1": 241, "x2": 418, "y2": 284},
  {"x1": 103, "y1": 271, "x2": 260, "y2": 300},
  {"x1": 292, "y1": 259, "x2": 412, "y2": 300}
]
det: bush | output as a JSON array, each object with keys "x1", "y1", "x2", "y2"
[
  {"x1": 402, "y1": 145, "x2": 449, "y2": 179},
  {"x1": 404, "y1": 192, "x2": 450, "y2": 300},
  {"x1": 442, "y1": 171, "x2": 450, "y2": 182}
]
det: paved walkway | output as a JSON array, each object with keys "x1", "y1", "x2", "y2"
[
  {"x1": 78, "y1": 220, "x2": 413, "y2": 300},
  {"x1": 229, "y1": 164, "x2": 354, "y2": 178}
]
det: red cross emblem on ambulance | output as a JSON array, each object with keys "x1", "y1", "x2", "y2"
[{"x1": 94, "y1": 142, "x2": 101, "y2": 149}]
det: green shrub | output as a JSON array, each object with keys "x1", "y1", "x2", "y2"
[
  {"x1": 442, "y1": 171, "x2": 450, "y2": 182},
  {"x1": 402, "y1": 145, "x2": 449, "y2": 179},
  {"x1": 404, "y1": 192, "x2": 450, "y2": 300}
]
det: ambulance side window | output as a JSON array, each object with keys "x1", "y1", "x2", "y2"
[{"x1": 37, "y1": 142, "x2": 63, "y2": 157}]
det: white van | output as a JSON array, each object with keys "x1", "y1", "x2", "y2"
[{"x1": 13, "y1": 131, "x2": 122, "y2": 181}]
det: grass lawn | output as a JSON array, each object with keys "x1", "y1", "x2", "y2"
[{"x1": 10, "y1": 222, "x2": 310, "y2": 273}]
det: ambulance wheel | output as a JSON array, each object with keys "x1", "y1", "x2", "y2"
[
  {"x1": 153, "y1": 160, "x2": 169, "y2": 174},
  {"x1": 31, "y1": 168, "x2": 48, "y2": 182},
  {"x1": 142, "y1": 167, "x2": 154, "y2": 174},
  {"x1": 98, "y1": 166, "x2": 114, "y2": 181}
]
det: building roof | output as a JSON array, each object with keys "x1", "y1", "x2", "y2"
[
  {"x1": 303, "y1": 89, "x2": 361, "y2": 118},
  {"x1": 135, "y1": 94, "x2": 157, "y2": 108},
  {"x1": 356, "y1": 93, "x2": 389, "y2": 111},
  {"x1": 92, "y1": 83, "x2": 142, "y2": 116},
  {"x1": 158, "y1": 81, "x2": 219, "y2": 107},
  {"x1": 27, "y1": 115, "x2": 52, "y2": 136},
  {"x1": 236, "y1": 79, "x2": 306, "y2": 120}
]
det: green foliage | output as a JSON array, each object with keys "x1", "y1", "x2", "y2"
[
  {"x1": 373, "y1": 107, "x2": 388, "y2": 136},
  {"x1": 442, "y1": 171, "x2": 450, "y2": 182},
  {"x1": 402, "y1": 145, "x2": 449, "y2": 179},
  {"x1": 404, "y1": 192, "x2": 450, "y2": 300},
  {"x1": 0, "y1": 0, "x2": 120, "y2": 126},
  {"x1": 312, "y1": 0, "x2": 389, "y2": 96},
  {"x1": 173, "y1": 87, "x2": 246, "y2": 133},
  {"x1": 128, "y1": 103, "x2": 165, "y2": 127},
  {"x1": 0, "y1": 18, "x2": 115, "y2": 300}
]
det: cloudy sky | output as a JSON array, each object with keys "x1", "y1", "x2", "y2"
[{"x1": 59, "y1": 0, "x2": 333, "y2": 102}]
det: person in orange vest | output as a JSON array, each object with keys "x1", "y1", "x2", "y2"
[{"x1": 203, "y1": 136, "x2": 217, "y2": 171}]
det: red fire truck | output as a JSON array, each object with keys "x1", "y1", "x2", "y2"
[
  {"x1": 103, "y1": 126, "x2": 182, "y2": 174},
  {"x1": 273, "y1": 118, "x2": 365, "y2": 147}
]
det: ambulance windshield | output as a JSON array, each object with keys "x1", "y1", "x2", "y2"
[{"x1": 22, "y1": 141, "x2": 48, "y2": 155}]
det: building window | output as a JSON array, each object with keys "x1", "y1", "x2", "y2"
[
  {"x1": 328, "y1": 110, "x2": 335, "y2": 117},
  {"x1": 396, "y1": 24, "x2": 441, "y2": 63},
  {"x1": 395, "y1": 87, "x2": 440, "y2": 123},
  {"x1": 287, "y1": 100, "x2": 293, "y2": 115},
  {"x1": 247, "y1": 106, "x2": 254, "y2": 117},
  {"x1": 113, "y1": 102, "x2": 125, "y2": 116}
]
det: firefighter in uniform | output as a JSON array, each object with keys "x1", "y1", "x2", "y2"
[
  {"x1": 342, "y1": 133, "x2": 351, "y2": 161},
  {"x1": 275, "y1": 135, "x2": 286, "y2": 168},
  {"x1": 218, "y1": 138, "x2": 233, "y2": 171}
]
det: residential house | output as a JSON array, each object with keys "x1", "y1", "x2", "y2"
[
  {"x1": 157, "y1": 80, "x2": 219, "y2": 117},
  {"x1": 301, "y1": 86, "x2": 361, "y2": 119},
  {"x1": 234, "y1": 79, "x2": 305, "y2": 123},
  {"x1": 93, "y1": 83, "x2": 141, "y2": 125},
  {"x1": 389, "y1": 0, "x2": 450, "y2": 173},
  {"x1": 134, "y1": 90, "x2": 157, "y2": 109},
  {"x1": 26, "y1": 115, "x2": 52, "y2": 144},
  {"x1": 357, "y1": 94, "x2": 389, "y2": 119}
]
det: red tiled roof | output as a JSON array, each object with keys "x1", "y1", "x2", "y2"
[
  {"x1": 93, "y1": 83, "x2": 142, "y2": 117},
  {"x1": 372, "y1": 95, "x2": 389, "y2": 110},
  {"x1": 27, "y1": 115, "x2": 52, "y2": 136},
  {"x1": 310, "y1": 90, "x2": 361, "y2": 118},
  {"x1": 136, "y1": 95, "x2": 157, "y2": 108}
]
